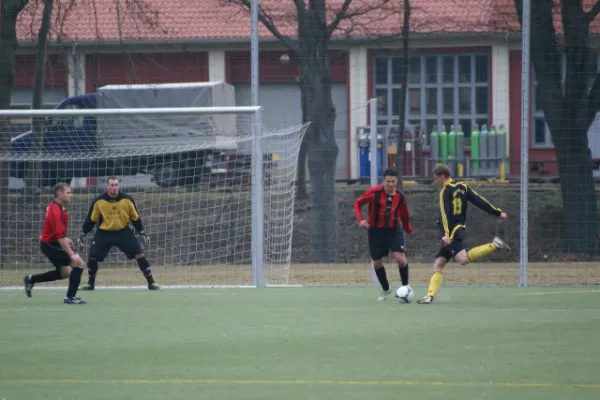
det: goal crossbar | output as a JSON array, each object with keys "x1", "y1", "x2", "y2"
[{"x1": 0, "y1": 106, "x2": 262, "y2": 117}]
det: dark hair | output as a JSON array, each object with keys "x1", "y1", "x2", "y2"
[
  {"x1": 53, "y1": 182, "x2": 70, "y2": 197},
  {"x1": 106, "y1": 176, "x2": 119, "y2": 184},
  {"x1": 383, "y1": 168, "x2": 398, "y2": 178},
  {"x1": 432, "y1": 164, "x2": 452, "y2": 178}
]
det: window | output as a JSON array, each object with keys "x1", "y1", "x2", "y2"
[
  {"x1": 531, "y1": 52, "x2": 600, "y2": 147},
  {"x1": 373, "y1": 53, "x2": 490, "y2": 145},
  {"x1": 531, "y1": 78, "x2": 552, "y2": 147},
  {"x1": 9, "y1": 87, "x2": 64, "y2": 109},
  {"x1": 8, "y1": 87, "x2": 65, "y2": 128}
]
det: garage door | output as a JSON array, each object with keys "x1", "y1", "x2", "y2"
[{"x1": 235, "y1": 84, "x2": 348, "y2": 180}]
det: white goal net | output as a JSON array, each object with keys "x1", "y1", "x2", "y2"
[{"x1": 0, "y1": 106, "x2": 307, "y2": 288}]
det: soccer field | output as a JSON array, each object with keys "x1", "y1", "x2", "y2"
[{"x1": 1, "y1": 287, "x2": 599, "y2": 400}]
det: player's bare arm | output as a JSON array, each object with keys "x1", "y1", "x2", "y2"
[{"x1": 57, "y1": 237, "x2": 84, "y2": 267}]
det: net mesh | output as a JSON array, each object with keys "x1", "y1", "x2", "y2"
[{"x1": 0, "y1": 107, "x2": 307, "y2": 288}]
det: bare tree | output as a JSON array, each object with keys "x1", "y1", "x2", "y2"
[
  {"x1": 32, "y1": 0, "x2": 53, "y2": 111},
  {"x1": 226, "y1": 0, "x2": 401, "y2": 261},
  {"x1": 23, "y1": 0, "x2": 54, "y2": 191},
  {"x1": 513, "y1": 0, "x2": 599, "y2": 253},
  {"x1": 2, "y1": 0, "x2": 163, "y2": 182},
  {"x1": 0, "y1": 0, "x2": 31, "y2": 265}
]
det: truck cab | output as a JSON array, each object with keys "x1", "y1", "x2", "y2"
[
  {"x1": 10, "y1": 94, "x2": 99, "y2": 186},
  {"x1": 9, "y1": 82, "x2": 255, "y2": 188}
]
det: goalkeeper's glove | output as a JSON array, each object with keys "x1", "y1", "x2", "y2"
[
  {"x1": 77, "y1": 233, "x2": 87, "y2": 250},
  {"x1": 138, "y1": 231, "x2": 150, "y2": 248}
]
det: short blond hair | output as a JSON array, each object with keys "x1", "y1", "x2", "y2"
[
  {"x1": 432, "y1": 164, "x2": 451, "y2": 178},
  {"x1": 52, "y1": 182, "x2": 70, "y2": 197}
]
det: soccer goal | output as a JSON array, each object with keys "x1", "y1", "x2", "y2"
[{"x1": 0, "y1": 106, "x2": 307, "y2": 289}]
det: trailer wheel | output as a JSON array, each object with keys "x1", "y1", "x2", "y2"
[{"x1": 152, "y1": 166, "x2": 179, "y2": 188}]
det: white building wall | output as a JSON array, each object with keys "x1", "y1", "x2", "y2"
[
  {"x1": 348, "y1": 46, "x2": 368, "y2": 179},
  {"x1": 208, "y1": 49, "x2": 226, "y2": 82},
  {"x1": 68, "y1": 48, "x2": 86, "y2": 96},
  {"x1": 492, "y1": 43, "x2": 511, "y2": 154}
]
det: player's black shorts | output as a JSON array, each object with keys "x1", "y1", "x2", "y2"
[
  {"x1": 88, "y1": 228, "x2": 143, "y2": 262},
  {"x1": 368, "y1": 227, "x2": 405, "y2": 260},
  {"x1": 436, "y1": 227, "x2": 467, "y2": 261},
  {"x1": 40, "y1": 241, "x2": 71, "y2": 269}
]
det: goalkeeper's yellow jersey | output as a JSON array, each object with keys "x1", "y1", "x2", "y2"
[{"x1": 82, "y1": 192, "x2": 144, "y2": 233}]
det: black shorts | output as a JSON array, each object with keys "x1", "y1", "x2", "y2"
[
  {"x1": 88, "y1": 229, "x2": 143, "y2": 262},
  {"x1": 436, "y1": 227, "x2": 467, "y2": 261},
  {"x1": 40, "y1": 242, "x2": 71, "y2": 269},
  {"x1": 368, "y1": 227, "x2": 405, "y2": 261}
]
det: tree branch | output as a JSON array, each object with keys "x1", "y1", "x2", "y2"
[
  {"x1": 226, "y1": 0, "x2": 299, "y2": 55},
  {"x1": 586, "y1": 0, "x2": 600, "y2": 22},
  {"x1": 293, "y1": 0, "x2": 307, "y2": 22},
  {"x1": 326, "y1": 0, "x2": 352, "y2": 37},
  {"x1": 2, "y1": 0, "x2": 29, "y2": 15}
]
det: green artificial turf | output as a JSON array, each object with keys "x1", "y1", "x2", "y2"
[{"x1": 1, "y1": 286, "x2": 599, "y2": 400}]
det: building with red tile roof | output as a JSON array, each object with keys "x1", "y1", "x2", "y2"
[{"x1": 9, "y1": 0, "x2": 600, "y2": 180}]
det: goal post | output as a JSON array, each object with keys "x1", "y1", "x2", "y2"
[{"x1": 0, "y1": 106, "x2": 307, "y2": 289}]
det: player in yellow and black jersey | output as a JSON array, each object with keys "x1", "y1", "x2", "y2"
[
  {"x1": 417, "y1": 164, "x2": 510, "y2": 304},
  {"x1": 78, "y1": 176, "x2": 160, "y2": 291}
]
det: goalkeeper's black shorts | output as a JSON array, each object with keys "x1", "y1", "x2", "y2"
[{"x1": 88, "y1": 228, "x2": 143, "y2": 262}]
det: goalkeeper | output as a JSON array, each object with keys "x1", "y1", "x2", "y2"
[{"x1": 78, "y1": 176, "x2": 160, "y2": 291}]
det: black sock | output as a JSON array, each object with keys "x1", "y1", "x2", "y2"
[
  {"x1": 136, "y1": 257, "x2": 154, "y2": 284},
  {"x1": 30, "y1": 270, "x2": 61, "y2": 284},
  {"x1": 374, "y1": 266, "x2": 390, "y2": 291},
  {"x1": 87, "y1": 260, "x2": 98, "y2": 286},
  {"x1": 399, "y1": 263, "x2": 409, "y2": 286},
  {"x1": 66, "y1": 268, "x2": 83, "y2": 298}
]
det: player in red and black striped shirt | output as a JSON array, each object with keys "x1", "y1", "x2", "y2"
[
  {"x1": 354, "y1": 169, "x2": 413, "y2": 300},
  {"x1": 24, "y1": 182, "x2": 87, "y2": 304}
]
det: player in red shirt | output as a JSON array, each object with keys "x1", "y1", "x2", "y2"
[
  {"x1": 354, "y1": 169, "x2": 413, "y2": 301},
  {"x1": 24, "y1": 182, "x2": 86, "y2": 304}
]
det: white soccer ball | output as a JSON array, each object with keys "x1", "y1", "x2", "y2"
[{"x1": 395, "y1": 285, "x2": 414, "y2": 303}]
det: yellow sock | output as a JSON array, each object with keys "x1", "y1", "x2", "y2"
[
  {"x1": 467, "y1": 243, "x2": 497, "y2": 262},
  {"x1": 426, "y1": 271, "x2": 443, "y2": 297}
]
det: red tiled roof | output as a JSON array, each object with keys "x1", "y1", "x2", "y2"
[
  {"x1": 17, "y1": 0, "x2": 600, "y2": 44},
  {"x1": 16, "y1": 0, "x2": 504, "y2": 43}
]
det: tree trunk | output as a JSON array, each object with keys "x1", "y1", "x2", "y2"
[
  {"x1": 32, "y1": 0, "x2": 53, "y2": 111},
  {"x1": 0, "y1": 0, "x2": 29, "y2": 111},
  {"x1": 514, "y1": 0, "x2": 599, "y2": 255},
  {"x1": 394, "y1": 0, "x2": 410, "y2": 189},
  {"x1": 296, "y1": 84, "x2": 309, "y2": 200},
  {"x1": 0, "y1": 0, "x2": 30, "y2": 267},
  {"x1": 302, "y1": 62, "x2": 339, "y2": 262},
  {"x1": 306, "y1": 111, "x2": 339, "y2": 262},
  {"x1": 553, "y1": 128, "x2": 599, "y2": 253}
]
